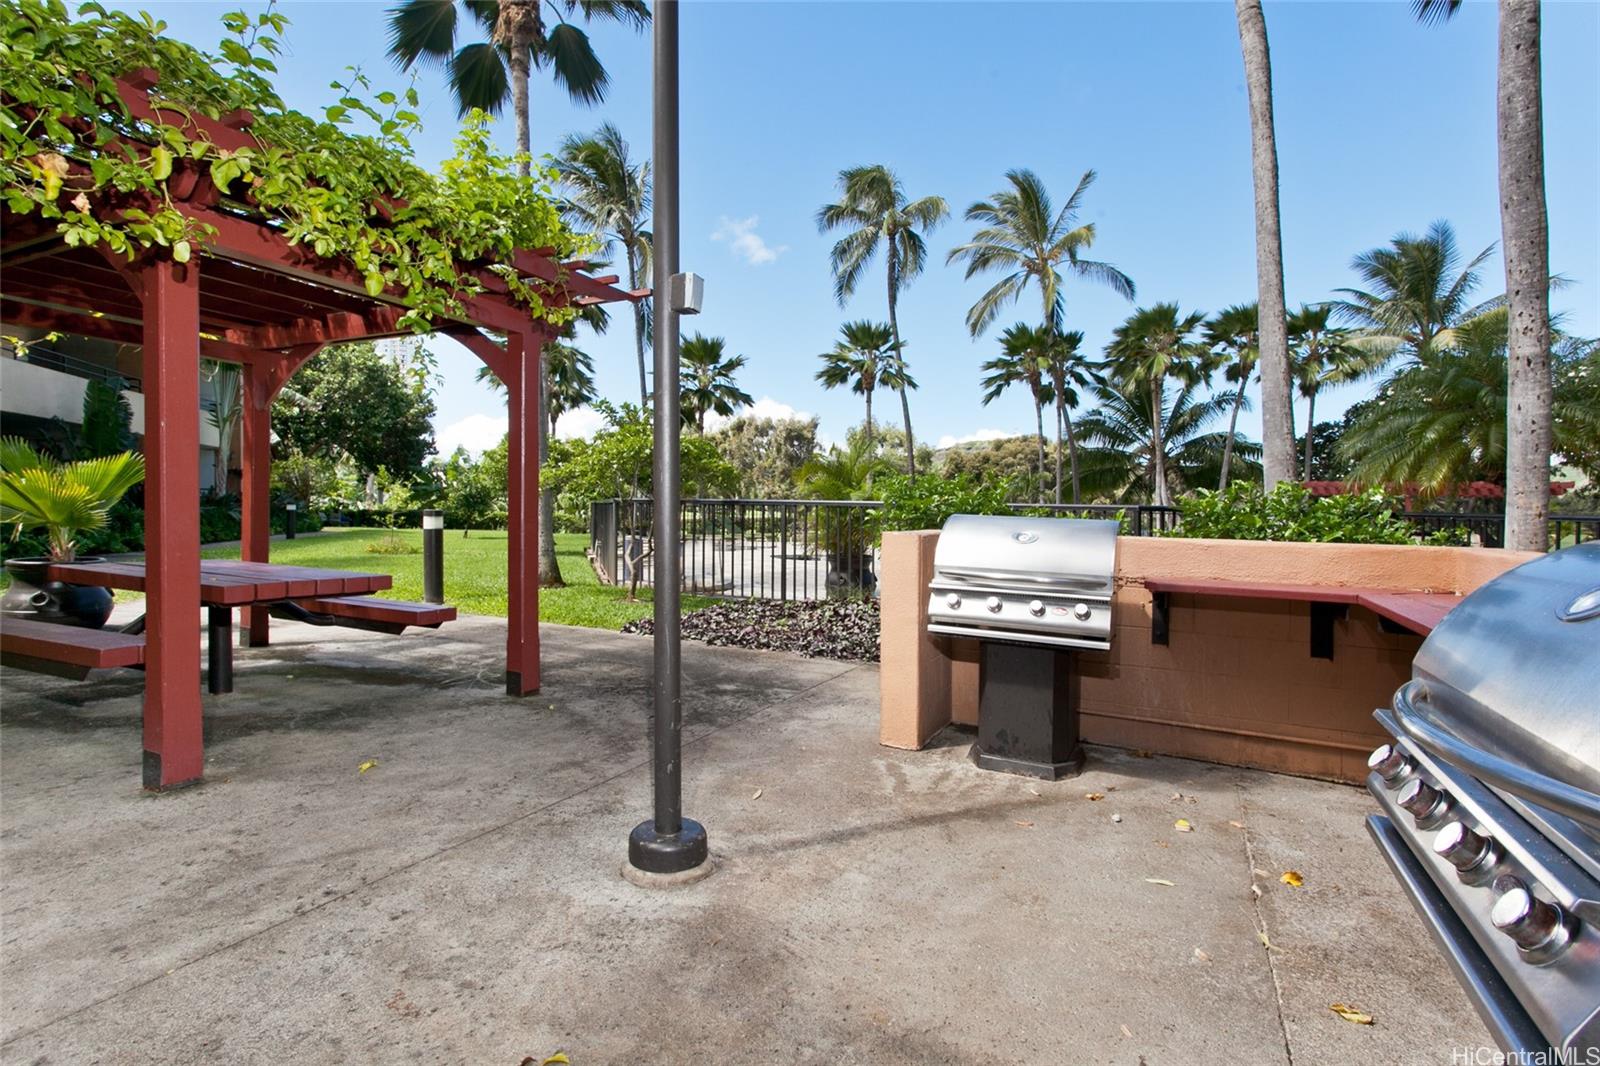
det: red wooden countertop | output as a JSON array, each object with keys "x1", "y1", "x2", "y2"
[{"x1": 1141, "y1": 577, "x2": 1461, "y2": 635}]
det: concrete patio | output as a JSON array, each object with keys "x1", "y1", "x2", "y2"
[{"x1": 1, "y1": 610, "x2": 1490, "y2": 1064}]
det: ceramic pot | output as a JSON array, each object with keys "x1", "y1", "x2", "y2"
[{"x1": 1, "y1": 558, "x2": 114, "y2": 629}]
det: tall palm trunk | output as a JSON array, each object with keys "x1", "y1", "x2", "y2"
[
  {"x1": 885, "y1": 241, "x2": 916, "y2": 477},
  {"x1": 1301, "y1": 385, "x2": 1318, "y2": 482},
  {"x1": 1060, "y1": 403, "x2": 1082, "y2": 505},
  {"x1": 863, "y1": 384, "x2": 874, "y2": 450},
  {"x1": 627, "y1": 243, "x2": 648, "y2": 407},
  {"x1": 1235, "y1": 0, "x2": 1296, "y2": 489},
  {"x1": 1499, "y1": 0, "x2": 1551, "y2": 552},
  {"x1": 1149, "y1": 378, "x2": 1170, "y2": 508},
  {"x1": 1052, "y1": 386, "x2": 1065, "y2": 505},
  {"x1": 1032, "y1": 392, "x2": 1047, "y2": 503},
  {"x1": 1219, "y1": 376, "x2": 1248, "y2": 490}
]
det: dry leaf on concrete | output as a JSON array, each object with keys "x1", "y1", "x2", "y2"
[
  {"x1": 1258, "y1": 931, "x2": 1277, "y2": 950},
  {"x1": 357, "y1": 760, "x2": 378, "y2": 774},
  {"x1": 1229, "y1": 820, "x2": 1246, "y2": 829},
  {"x1": 1120, "y1": 1024, "x2": 1134, "y2": 1039},
  {"x1": 751, "y1": 788, "x2": 763, "y2": 800},
  {"x1": 1281, "y1": 871, "x2": 1305, "y2": 887},
  {"x1": 1192, "y1": 947, "x2": 1211, "y2": 963},
  {"x1": 1085, "y1": 792, "x2": 1106, "y2": 801},
  {"x1": 1174, "y1": 819, "x2": 1194, "y2": 833},
  {"x1": 1015, "y1": 820, "x2": 1035, "y2": 829},
  {"x1": 1145, "y1": 878, "x2": 1177, "y2": 887},
  {"x1": 1329, "y1": 1004, "x2": 1375, "y2": 1025},
  {"x1": 1250, "y1": 883, "x2": 1263, "y2": 900}
]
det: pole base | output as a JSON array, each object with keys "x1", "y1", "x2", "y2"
[
  {"x1": 628, "y1": 817, "x2": 709, "y2": 875},
  {"x1": 970, "y1": 741, "x2": 1085, "y2": 781}
]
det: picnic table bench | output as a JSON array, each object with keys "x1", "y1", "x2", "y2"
[
  {"x1": 1142, "y1": 577, "x2": 1461, "y2": 660},
  {"x1": 0, "y1": 617, "x2": 147, "y2": 680}
]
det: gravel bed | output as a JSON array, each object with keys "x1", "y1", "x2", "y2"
[{"x1": 620, "y1": 599, "x2": 879, "y2": 662}]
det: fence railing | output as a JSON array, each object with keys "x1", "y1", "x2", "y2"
[{"x1": 589, "y1": 499, "x2": 1600, "y2": 601}]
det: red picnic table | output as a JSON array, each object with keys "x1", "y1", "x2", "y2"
[{"x1": 44, "y1": 559, "x2": 401, "y2": 694}]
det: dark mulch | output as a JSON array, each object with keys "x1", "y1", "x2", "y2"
[{"x1": 620, "y1": 599, "x2": 880, "y2": 663}]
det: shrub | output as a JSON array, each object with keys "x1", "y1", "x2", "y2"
[
  {"x1": 1168, "y1": 483, "x2": 1416, "y2": 544},
  {"x1": 870, "y1": 472, "x2": 1016, "y2": 537}
]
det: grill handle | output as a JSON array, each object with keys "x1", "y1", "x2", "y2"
[
  {"x1": 1392, "y1": 679, "x2": 1600, "y2": 830},
  {"x1": 934, "y1": 568, "x2": 1109, "y2": 592}
]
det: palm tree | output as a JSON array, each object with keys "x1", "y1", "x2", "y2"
[
  {"x1": 980, "y1": 325, "x2": 1053, "y2": 502},
  {"x1": 1331, "y1": 220, "x2": 1496, "y2": 363},
  {"x1": 814, "y1": 321, "x2": 899, "y2": 450},
  {"x1": 386, "y1": 0, "x2": 649, "y2": 164},
  {"x1": 555, "y1": 122, "x2": 652, "y2": 406},
  {"x1": 1103, "y1": 304, "x2": 1211, "y2": 507},
  {"x1": 816, "y1": 165, "x2": 948, "y2": 476},
  {"x1": 1204, "y1": 303, "x2": 1259, "y2": 490},
  {"x1": 1413, "y1": 0, "x2": 1553, "y2": 551},
  {"x1": 544, "y1": 340, "x2": 596, "y2": 439},
  {"x1": 946, "y1": 169, "x2": 1134, "y2": 337},
  {"x1": 1233, "y1": 0, "x2": 1297, "y2": 490},
  {"x1": 1288, "y1": 304, "x2": 1371, "y2": 481},
  {"x1": 796, "y1": 436, "x2": 889, "y2": 502},
  {"x1": 1075, "y1": 378, "x2": 1260, "y2": 503},
  {"x1": 679, "y1": 333, "x2": 753, "y2": 434},
  {"x1": 1039, "y1": 329, "x2": 1098, "y2": 505}
]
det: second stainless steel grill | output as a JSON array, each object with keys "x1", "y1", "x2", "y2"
[{"x1": 926, "y1": 514, "x2": 1119, "y2": 651}]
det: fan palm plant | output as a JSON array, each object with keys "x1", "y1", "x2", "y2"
[
  {"x1": 980, "y1": 324, "x2": 1054, "y2": 502},
  {"x1": 545, "y1": 340, "x2": 597, "y2": 439},
  {"x1": 816, "y1": 165, "x2": 948, "y2": 476},
  {"x1": 1039, "y1": 329, "x2": 1098, "y2": 505},
  {"x1": 679, "y1": 334, "x2": 753, "y2": 434},
  {"x1": 555, "y1": 122, "x2": 651, "y2": 406},
  {"x1": 1205, "y1": 303, "x2": 1259, "y2": 490},
  {"x1": 1288, "y1": 304, "x2": 1373, "y2": 481},
  {"x1": 1104, "y1": 304, "x2": 1212, "y2": 506},
  {"x1": 1, "y1": 438, "x2": 145, "y2": 562},
  {"x1": 1075, "y1": 378, "x2": 1259, "y2": 503},
  {"x1": 946, "y1": 168, "x2": 1134, "y2": 337},
  {"x1": 814, "y1": 321, "x2": 901, "y2": 451}
]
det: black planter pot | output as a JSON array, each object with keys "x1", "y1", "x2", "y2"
[{"x1": 1, "y1": 558, "x2": 114, "y2": 629}]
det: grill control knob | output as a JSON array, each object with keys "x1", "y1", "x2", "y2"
[
  {"x1": 1432, "y1": 821, "x2": 1497, "y2": 880},
  {"x1": 1367, "y1": 744, "x2": 1413, "y2": 787},
  {"x1": 1072, "y1": 602, "x2": 1092, "y2": 621},
  {"x1": 945, "y1": 593, "x2": 962, "y2": 610},
  {"x1": 1397, "y1": 778, "x2": 1451, "y2": 828},
  {"x1": 985, "y1": 596, "x2": 1003, "y2": 614},
  {"x1": 1491, "y1": 886, "x2": 1574, "y2": 961},
  {"x1": 1028, "y1": 599, "x2": 1045, "y2": 617}
]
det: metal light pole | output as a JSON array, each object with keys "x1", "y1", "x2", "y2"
[{"x1": 628, "y1": 0, "x2": 709, "y2": 877}]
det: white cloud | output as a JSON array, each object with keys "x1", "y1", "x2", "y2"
[
  {"x1": 711, "y1": 215, "x2": 787, "y2": 265},
  {"x1": 554, "y1": 405, "x2": 607, "y2": 440},
  {"x1": 935, "y1": 428, "x2": 1020, "y2": 449},
  {"x1": 703, "y1": 395, "x2": 813, "y2": 434},
  {"x1": 434, "y1": 412, "x2": 506, "y2": 457}
]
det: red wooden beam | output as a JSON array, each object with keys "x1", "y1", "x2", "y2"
[{"x1": 222, "y1": 306, "x2": 412, "y2": 351}]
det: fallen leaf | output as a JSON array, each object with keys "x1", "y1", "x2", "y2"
[
  {"x1": 1131, "y1": 749, "x2": 1154, "y2": 758},
  {"x1": 1028, "y1": 787, "x2": 1041, "y2": 797},
  {"x1": 1014, "y1": 820, "x2": 1035, "y2": 829},
  {"x1": 1329, "y1": 1004, "x2": 1374, "y2": 1025},
  {"x1": 1250, "y1": 884, "x2": 1263, "y2": 900},
  {"x1": 1085, "y1": 792, "x2": 1106, "y2": 801},
  {"x1": 1229, "y1": 820, "x2": 1246, "y2": 829},
  {"x1": 1258, "y1": 931, "x2": 1277, "y2": 950},
  {"x1": 1171, "y1": 792, "x2": 1183, "y2": 800},
  {"x1": 751, "y1": 788, "x2": 763, "y2": 800},
  {"x1": 1174, "y1": 819, "x2": 1194, "y2": 833},
  {"x1": 1111, "y1": 813, "x2": 1123, "y2": 823},
  {"x1": 1280, "y1": 871, "x2": 1305, "y2": 888},
  {"x1": 1145, "y1": 878, "x2": 1177, "y2": 887},
  {"x1": 357, "y1": 760, "x2": 378, "y2": 774},
  {"x1": 1120, "y1": 1024, "x2": 1133, "y2": 1039},
  {"x1": 1192, "y1": 947, "x2": 1211, "y2": 963}
]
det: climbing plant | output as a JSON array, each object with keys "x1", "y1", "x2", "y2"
[{"x1": 0, "y1": 0, "x2": 592, "y2": 330}]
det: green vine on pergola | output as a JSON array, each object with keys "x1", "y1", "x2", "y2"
[{"x1": 0, "y1": 0, "x2": 597, "y2": 332}]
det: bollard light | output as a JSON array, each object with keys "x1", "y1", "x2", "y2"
[
  {"x1": 285, "y1": 502, "x2": 297, "y2": 540},
  {"x1": 422, "y1": 508, "x2": 444, "y2": 604}
]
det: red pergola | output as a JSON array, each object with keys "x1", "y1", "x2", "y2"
[{"x1": 1, "y1": 71, "x2": 641, "y2": 789}]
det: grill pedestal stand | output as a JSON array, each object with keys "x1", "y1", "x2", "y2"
[{"x1": 973, "y1": 642, "x2": 1085, "y2": 780}]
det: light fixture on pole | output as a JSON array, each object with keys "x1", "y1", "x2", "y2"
[{"x1": 627, "y1": 0, "x2": 709, "y2": 881}]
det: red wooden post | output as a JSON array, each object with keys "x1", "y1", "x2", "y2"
[
  {"x1": 505, "y1": 328, "x2": 541, "y2": 695},
  {"x1": 238, "y1": 362, "x2": 272, "y2": 647},
  {"x1": 140, "y1": 258, "x2": 205, "y2": 790}
]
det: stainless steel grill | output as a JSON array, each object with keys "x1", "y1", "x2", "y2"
[
  {"x1": 1366, "y1": 542, "x2": 1600, "y2": 1058},
  {"x1": 926, "y1": 514, "x2": 1119, "y2": 651}
]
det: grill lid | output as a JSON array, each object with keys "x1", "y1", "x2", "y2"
[
  {"x1": 931, "y1": 514, "x2": 1119, "y2": 596},
  {"x1": 1408, "y1": 542, "x2": 1600, "y2": 804}
]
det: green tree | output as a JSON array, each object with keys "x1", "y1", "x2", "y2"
[
  {"x1": 980, "y1": 324, "x2": 1053, "y2": 502},
  {"x1": 817, "y1": 164, "x2": 948, "y2": 476},
  {"x1": 814, "y1": 320, "x2": 904, "y2": 450},
  {"x1": 1103, "y1": 304, "x2": 1211, "y2": 506},
  {"x1": 796, "y1": 437, "x2": 890, "y2": 502},
  {"x1": 272, "y1": 343, "x2": 436, "y2": 479},
  {"x1": 555, "y1": 122, "x2": 651, "y2": 406},
  {"x1": 1038, "y1": 328, "x2": 1097, "y2": 505},
  {"x1": 1204, "y1": 303, "x2": 1259, "y2": 490},
  {"x1": 678, "y1": 333, "x2": 753, "y2": 434},
  {"x1": 946, "y1": 168, "x2": 1134, "y2": 336},
  {"x1": 545, "y1": 339, "x2": 596, "y2": 439},
  {"x1": 77, "y1": 377, "x2": 135, "y2": 459},
  {"x1": 940, "y1": 436, "x2": 1043, "y2": 497},
  {"x1": 1076, "y1": 377, "x2": 1260, "y2": 503},
  {"x1": 707, "y1": 416, "x2": 819, "y2": 497},
  {"x1": 1288, "y1": 304, "x2": 1372, "y2": 481}
]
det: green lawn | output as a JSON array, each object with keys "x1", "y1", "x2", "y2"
[{"x1": 199, "y1": 528, "x2": 713, "y2": 629}]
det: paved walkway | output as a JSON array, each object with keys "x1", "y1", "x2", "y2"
[{"x1": 0, "y1": 613, "x2": 1489, "y2": 1064}]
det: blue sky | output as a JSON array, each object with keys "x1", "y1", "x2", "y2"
[{"x1": 129, "y1": 1, "x2": 1599, "y2": 456}]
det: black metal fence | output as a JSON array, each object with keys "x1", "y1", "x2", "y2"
[{"x1": 589, "y1": 498, "x2": 1600, "y2": 601}]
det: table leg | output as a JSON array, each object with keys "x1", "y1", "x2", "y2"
[{"x1": 207, "y1": 606, "x2": 233, "y2": 695}]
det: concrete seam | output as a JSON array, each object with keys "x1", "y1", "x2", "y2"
[
  {"x1": 1236, "y1": 775, "x2": 1296, "y2": 1066},
  {"x1": 0, "y1": 661, "x2": 870, "y2": 1049}
]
